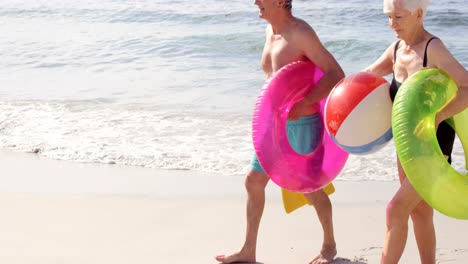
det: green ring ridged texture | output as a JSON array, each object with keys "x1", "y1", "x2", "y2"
[{"x1": 392, "y1": 68, "x2": 468, "y2": 219}]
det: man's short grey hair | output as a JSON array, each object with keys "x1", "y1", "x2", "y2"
[
  {"x1": 284, "y1": 0, "x2": 292, "y2": 10},
  {"x1": 383, "y1": 0, "x2": 429, "y2": 16}
]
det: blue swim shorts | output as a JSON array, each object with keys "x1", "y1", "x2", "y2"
[{"x1": 251, "y1": 114, "x2": 322, "y2": 173}]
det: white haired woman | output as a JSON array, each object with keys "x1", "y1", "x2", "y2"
[{"x1": 364, "y1": 0, "x2": 468, "y2": 263}]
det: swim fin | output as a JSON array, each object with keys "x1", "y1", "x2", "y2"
[{"x1": 281, "y1": 183, "x2": 335, "y2": 214}]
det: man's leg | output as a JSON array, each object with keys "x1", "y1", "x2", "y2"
[
  {"x1": 304, "y1": 189, "x2": 337, "y2": 264},
  {"x1": 215, "y1": 169, "x2": 269, "y2": 263}
]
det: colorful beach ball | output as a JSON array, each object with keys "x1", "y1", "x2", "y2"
[{"x1": 324, "y1": 72, "x2": 393, "y2": 154}]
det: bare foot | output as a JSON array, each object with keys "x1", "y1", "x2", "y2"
[
  {"x1": 309, "y1": 245, "x2": 337, "y2": 264},
  {"x1": 215, "y1": 251, "x2": 256, "y2": 264}
]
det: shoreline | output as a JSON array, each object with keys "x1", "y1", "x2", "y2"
[{"x1": 0, "y1": 149, "x2": 399, "y2": 201}]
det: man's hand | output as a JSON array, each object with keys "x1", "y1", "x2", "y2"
[{"x1": 288, "y1": 99, "x2": 307, "y2": 120}]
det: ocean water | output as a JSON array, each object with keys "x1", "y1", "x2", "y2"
[{"x1": 0, "y1": 0, "x2": 467, "y2": 181}]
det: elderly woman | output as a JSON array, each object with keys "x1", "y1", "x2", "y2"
[{"x1": 364, "y1": 0, "x2": 468, "y2": 263}]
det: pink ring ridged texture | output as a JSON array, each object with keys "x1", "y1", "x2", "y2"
[{"x1": 252, "y1": 61, "x2": 348, "y2": 193}]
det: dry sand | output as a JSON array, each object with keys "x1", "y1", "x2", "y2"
[{"x1": 1, "y1": 150, "x2": 467, "y2": 263}]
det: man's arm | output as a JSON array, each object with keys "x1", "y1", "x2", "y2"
[{"x1": 295, "y1": 24, "x2": 344, "y2": 106}]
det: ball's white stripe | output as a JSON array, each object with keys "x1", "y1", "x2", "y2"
[{"x1": 335, "y1": 83, "x2": 392, "y2": 147}]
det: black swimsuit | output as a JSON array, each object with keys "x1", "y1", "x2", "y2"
[{"x1": 390, "y1": 37, "x2": 455, "y2": 163}]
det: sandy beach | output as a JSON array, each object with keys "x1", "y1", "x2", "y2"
[{"x1": 1, "y1": 150, "x2": 467, "y2": 264}]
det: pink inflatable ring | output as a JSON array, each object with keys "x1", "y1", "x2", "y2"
[{"x1": 252, "y1": 61, "x2": 348, "y2": 193}]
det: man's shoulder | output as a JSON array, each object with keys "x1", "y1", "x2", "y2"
[
  {"x1": 287, "y1": 17, "x2": 314, "y2": 36},
  {"x1": 294, "y1": 17, "x2": 314, "y2": 31},
  {"x1": 290, "y1": 17, "x2": 317, "y2": 41}
]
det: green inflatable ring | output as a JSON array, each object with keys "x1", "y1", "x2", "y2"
[{"x1": 392, "y1": 68, "x2": 468, "y2": 219}]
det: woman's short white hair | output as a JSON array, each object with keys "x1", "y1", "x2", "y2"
[{"x1": 383, "y1": 0, "x2": 429, "y2": 16}]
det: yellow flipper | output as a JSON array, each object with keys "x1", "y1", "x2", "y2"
[{"x1": 281, "y1": 183, "x2": 335, "y2": 214}]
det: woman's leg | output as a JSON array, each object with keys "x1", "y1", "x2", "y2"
[{"x1": 381, "y1": 159, "x2": 425, "y2": 264}]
